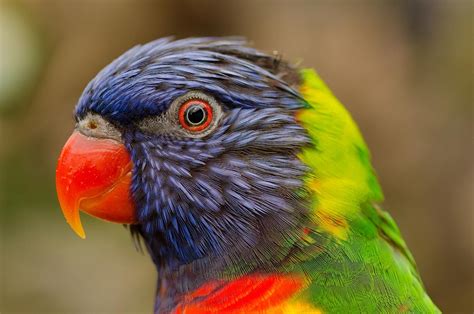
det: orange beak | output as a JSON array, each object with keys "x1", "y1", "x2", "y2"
[{"x1": 56, "y1": 131, "x2": 136, "y2": 238}]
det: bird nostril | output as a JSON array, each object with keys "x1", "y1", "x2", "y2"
[{"x1": 88, "y1": 121, "x2": 98, "y2": 129}]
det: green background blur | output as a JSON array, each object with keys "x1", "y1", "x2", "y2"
[{"x1": 0, "y1": 0, "x2": 472, "y2": 313}]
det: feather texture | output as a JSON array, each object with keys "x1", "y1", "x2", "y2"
[
  {"x1": 74, "y1": 38, "x2": 439, "y2": 313},
  {"x1": 168, "y1": 69, "x2": 439, "y2": 313},
  {"x1": 285, "y1": 69, "x2": 439, "y2": 313}
]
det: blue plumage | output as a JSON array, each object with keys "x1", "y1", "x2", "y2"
[
  {"x1": 122, "y1": 107, "x2": 309, "y2": 265},
  {"x1": 75, "y1": 37, "x2": 312, "y2": 311},
  {"x1": 76, "y1": 38, "x2": 302, "y2": 124},
  {"x1": 59, "y1": 37, "x2": 438, "y2": 313}
]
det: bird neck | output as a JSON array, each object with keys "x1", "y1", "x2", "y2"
[
  {"x1": 296, "y1": 69, "x2": 384, "y2": 240},
  {"x1": 150, "y1": 238, "x2": 306, "y2": 313},
  {"x1": 136, "y1": 215, "x2": 310, "y2": 312}
]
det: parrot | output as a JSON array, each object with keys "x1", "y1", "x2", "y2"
[{"x1": 55, "y1": 37, "x2": 439, "y2": 313}]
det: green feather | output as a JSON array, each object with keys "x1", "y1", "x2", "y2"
[{"x1": 293, "y1": 69, "x2": 439, "y2": 313}]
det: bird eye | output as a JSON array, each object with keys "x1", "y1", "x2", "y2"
[
  {"x1": 139, "y1": 91, "x2": 222, "y2": 138},
  {"x1": 178, "y1": 99, "x2": 213, "y2": 132}
]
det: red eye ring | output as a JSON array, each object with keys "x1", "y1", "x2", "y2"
[{"x1": 178, "y1": 99, "x2": 213, "y2": 132}]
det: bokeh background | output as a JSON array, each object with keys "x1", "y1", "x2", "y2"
[{"x1": 0, "y1": 0, "x2": 472, "y2": 313}]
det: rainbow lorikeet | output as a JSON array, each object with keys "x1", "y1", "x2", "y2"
[{"x1": 56, "y1": 38, "x2": 439, "y2": 313}]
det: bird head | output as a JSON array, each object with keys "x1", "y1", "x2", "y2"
[{"x1": 56, "y1": 38, "x2": 311, "y2": 267}]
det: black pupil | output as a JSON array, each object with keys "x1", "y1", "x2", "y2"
[{"x1": 185, "y1": 104, "x2": 206, "y2": 126}]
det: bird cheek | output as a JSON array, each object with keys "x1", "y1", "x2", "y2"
[{"x1": 55, "y1": 131, "x2": 136, "y2": 238}]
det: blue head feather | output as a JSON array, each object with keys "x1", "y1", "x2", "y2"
[
  {"x1": 76, "y1": 37, "x2": 302, "y2": 124},
  {"x1": 75, "y1": 38, "x2": 311, "y2": 273}
]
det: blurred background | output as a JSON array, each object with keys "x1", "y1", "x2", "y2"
[{"x1": 0, "y1": 0, "x2": 472, "y2": 312}]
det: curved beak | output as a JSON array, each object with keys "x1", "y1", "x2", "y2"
[{"x1": 56, "y1": 131, "x2": 136, "y2": 238}]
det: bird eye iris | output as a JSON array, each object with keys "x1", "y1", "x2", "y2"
[{"x1": 179, "y1": 99, "x2": 213, "y2": 132}]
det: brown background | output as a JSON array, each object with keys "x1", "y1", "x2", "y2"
[{"x1": 0, "y1": 0, "x2": 472, "y2": 312}]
